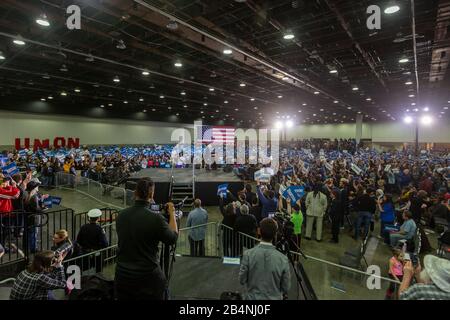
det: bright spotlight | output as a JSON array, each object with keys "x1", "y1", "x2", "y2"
[
  {"x1": 421, "y1": 115, "x2": 432, "y2": 125},
  {"x1": 403, "y1": 116, "x2": 413, "y2": 124},
  {"x1": 384, "y1": 5, "x2": 400, "y2": 14},
  {"x1": 286, "y1": 120, "x2": 294, "y2": 128},
  {"x1": 275, "y1": 121, "x2": 284, "y2": 129},
  {"x1": 423, "y1": 107, "x2": 429, "y2": 112}
]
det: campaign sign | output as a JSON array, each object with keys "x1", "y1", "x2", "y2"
[
  {"x1": 282, "y1": 185, "x2": 305, "y2": 205},
  {"x1": 384, "y1": 164, "x2": 391, "y2": 172},
  {"x1": 217, "y1": 184, "x2": 228, "y2": 198},
  {"x1": 258, "y1": 173, "x2": 271, "y2": 183},
  {"x1": 279, "y1": 184, "x2": 286, "y2": 198},
  {"x1": 52, "y1": 196, "x2": 62, "y2": 205},
  {"x1": 351, "y1": 163, "x2": 363, "y2": 175},
  {"x1": 325, "y1": 162, "x2": 333, "y2": 172},
  {"x1": 2, "y1": 162, "x2": 19, "y2": 176},
  {"x1": 283, "y1": 167, "x2": 294, "y2": 176}
]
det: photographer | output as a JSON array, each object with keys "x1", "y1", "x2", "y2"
[
  {"x1": 115, "y1": 177, "x2": 178, "y2": 300},
  {"x1": 239, "y1": 218, "x2": 291, "y2": 300},
  {"x1": 10, "y1": 250, "x2": 67, "y2": 300}
]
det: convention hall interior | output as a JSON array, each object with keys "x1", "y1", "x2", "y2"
[{"x1": 0, "y1": 0, "x2": 449, "y2": 301}]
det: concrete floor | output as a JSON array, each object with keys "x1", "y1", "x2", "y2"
[{"x1": 4, "y1": 186, "x2": 438, "y2": 300}]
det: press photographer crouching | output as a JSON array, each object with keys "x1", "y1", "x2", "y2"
[{"x1": 115, "y1": 177, "x2": 178, "y2": 300}]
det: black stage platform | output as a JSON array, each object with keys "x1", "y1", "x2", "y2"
[
  {"x1": 127, "y1": 168, "x2": 244, "y2": 206},
  {"x1": 169, "y1": 256, "x2": 312, "y2": 300}
]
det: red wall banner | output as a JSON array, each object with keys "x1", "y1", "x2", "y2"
[{"x1": 15, "y1": 137, "x2": 80, "y2": 151}]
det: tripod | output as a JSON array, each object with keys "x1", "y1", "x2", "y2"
[{"x1": 276, "y1": 237, "x2": 314, "y2": 300}]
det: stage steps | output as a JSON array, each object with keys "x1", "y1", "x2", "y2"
[{"x1": 171, "y1": 182, "x2": 194, "y2": 211}]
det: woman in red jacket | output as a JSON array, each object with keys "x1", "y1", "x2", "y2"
[{"x1": 0, "y1": 174, "x2": 20, "y2": 215}]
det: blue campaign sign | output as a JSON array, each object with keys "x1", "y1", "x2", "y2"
[
  {"x1": 282, "y1": 185, "x2": 305, "y2": 205},
  {"x1": 2, "y1": 162, "x2": 19, "y2": 176},
  {"x1": 43, "y1": 198, "x2": 53, "y2": 208},
  {"x1": 217, "y1": 183, "x2": 228, "y2": 198},
  {"x1": 51, "y1": 196, "x2": 62, "y2": 205},
  {"x1": 0, "y1": 157, "x2": 8, "y2": 167},
  {"x1": 283, "y1": 167, "x2": 294, "y2": 176}
]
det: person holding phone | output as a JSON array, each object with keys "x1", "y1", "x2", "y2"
[{"x1": 10, "y1": 250, "x2": 67, "y2": 300}]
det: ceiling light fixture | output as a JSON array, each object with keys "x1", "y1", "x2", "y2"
[
  {"x1": 239, "y1": 83, "x2": 246, "y2": 87},
  {"x1": 408, "y1": 94, "x2": 415, "y2": 98},
  {"x1": 250, "y1": 98, "x2": 255, "y2": 101},
  {"x1": 139, "y1": 97, "x2": 144, "y2": 102},
  {"x1": 352, "y1": 87, "x2": 359, "y2": 91},
  {"x1": 123, "y1": 100, "x2": 128, "y2": 104},
  {"x1": 399, "y1": 58, "x2": 409, "y2": 63},
  {"x1": 421, "y1": 115, "x2": 432, "y2": 125},
  {"x1": 142, "y1": 70, "x2": 150, "y2": 76},
  {"x1": 283, "y1": 31, "x2": 295, "y2": 40},
  {"x1": 314, "y1": 91, "x2": 319, "y2": 95},
  {"x1": 48, "y1": 96, "x2": 53, "y2": 100},
  {"x1": 333, "y1": 100, "x2": 339, "y2": 104},
  {"x1": 60, "y1": 91, "x2": 67, "y2": 96},
  {"x1": 174, "y1": 61, "x2": 183, "y2": 67},
  {"x1": 366, "y1": 97, "x2": 372, "y2": 101},
  {"x1": 13, "y1": 37, "x2": 26, "y2": 46},
  {"x1": 384, "y1": 4, "x2": 400, "y2": 14},
  {"x1": 36, "y1": 14, "x2": 50, "y2": 27},
  {"x1": 0, "y1": 52, "x2": 6, "y2": 60},
  {"x1": 40, "y1": 98, "x2": 46, "y2": 102},
  {"x1": 278, "y1": 95, "x2": 283, "y2": 99},
  {"x1": 209, "y1": 88, "x2": 215, "y2": 92},
  {"x1": 113, "y1": 76, "x2": 120, "y2": 83},
  {"x1": 159, "y1": 95, "x2": 165, "y2": 99},
  {"x1": 329, "y1": 69, "x2": 338, "y2": 74},
  {"x1": 405, "y1": 81, "x2": 413, "y2": 85},
  {"x1": 60, "y1": 64, "x2": 68, "y2": 72},
  {"x1": 74, "y1": 88, "x2": 80, "y2": 93},
  {"x1": 223, "y1": 48, "x2": 232, "y2": 55},
  {"x1": 116, "y1": 40, "x2": 126, "y2": 50}
]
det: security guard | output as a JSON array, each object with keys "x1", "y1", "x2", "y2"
[
  {"x1": 75, "y1": 209, "x2": 109, "y2": 273},
  {"x1": 76, "y1": 209, "x2": 108, "y2": 254}
]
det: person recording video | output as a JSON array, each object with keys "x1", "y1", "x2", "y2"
[
  {"x1": 115, "y1": 177, "x2": 178, "y2": 300},
  {"x1": 239, "y1": 218, "x2": 291, "y2": 300}
]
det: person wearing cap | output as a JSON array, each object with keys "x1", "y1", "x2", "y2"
[
  {"x1": 399, "y1": 255, "x2": 450, "y2": 300},
  {"x1": 75, "y1": 208, "x2": 108, "y2": 254}
]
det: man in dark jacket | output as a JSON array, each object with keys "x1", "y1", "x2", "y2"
[
  {"x1": 235, "y1": 204, "x2": 258, "y2": 254},
  {"x1": 115, "y1": 178, "x2": 178, "y2": 300},
  {"x1": 353, "y1": 188, "x2": 376, "y2": 240},
  {"x1": 256, "y1": 183, "x2": 278, "y2": 219}
]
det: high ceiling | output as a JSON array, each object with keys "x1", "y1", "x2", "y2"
[{"x1": 0, "y1": 0, "x2": 449, "y2": 128}]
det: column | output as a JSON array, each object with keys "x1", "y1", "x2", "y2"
[{"x1": 355, "y1": 114, "x2": 363, "y2": 144}]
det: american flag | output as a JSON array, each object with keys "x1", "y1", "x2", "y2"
[{"x1": 196, "y1": 125, "x2": 235, "y2": 144}]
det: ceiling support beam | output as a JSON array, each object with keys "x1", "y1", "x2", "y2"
[{"x1": 324, "y1": 0, "x2": 387, "y2": 90}]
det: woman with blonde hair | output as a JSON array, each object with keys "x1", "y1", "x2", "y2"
[{"x1": 51, "y1": 229, "x2": 74, "y2": 259}]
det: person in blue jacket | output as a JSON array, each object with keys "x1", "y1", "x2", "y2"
[
  {"x1": 377, "y1": 194, "x2": 396, "y2": 237},
  {"x1": 256, "y1": 181, "x2": 278, "y2": 220}
]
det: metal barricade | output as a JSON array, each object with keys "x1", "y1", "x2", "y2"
[
  {"x1": 176, "y1": 222, "x2": 220, "y2": 257},
  {"x1": 62, "y1": 245, "x2": 118, "y2": 278},
  {"x1": 72, "y1": 208, "x2": 118, "y2": 246}
]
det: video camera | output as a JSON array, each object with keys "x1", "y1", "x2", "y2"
[{"x1": 149, "y1": 196, "x2": 187, "y2": 223}]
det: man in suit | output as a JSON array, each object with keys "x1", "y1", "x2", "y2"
[{"x1": 239, "y1": 218, "x2": 291, "y2": 300}]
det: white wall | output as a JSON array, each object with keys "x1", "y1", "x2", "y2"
[
  {"x1": 286, "y1": 119, "x2": 450, "y2": 143},
  {"x1": 1, "y1": 111, "x2": 449, "y2": 148},
  {"x1": 0, "y1": 111, "x2": 193, "y2": 148}
]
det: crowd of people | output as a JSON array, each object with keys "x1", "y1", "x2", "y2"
[{"x1": 1, "y1": 140, "x2": 450, "y2": 300}]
